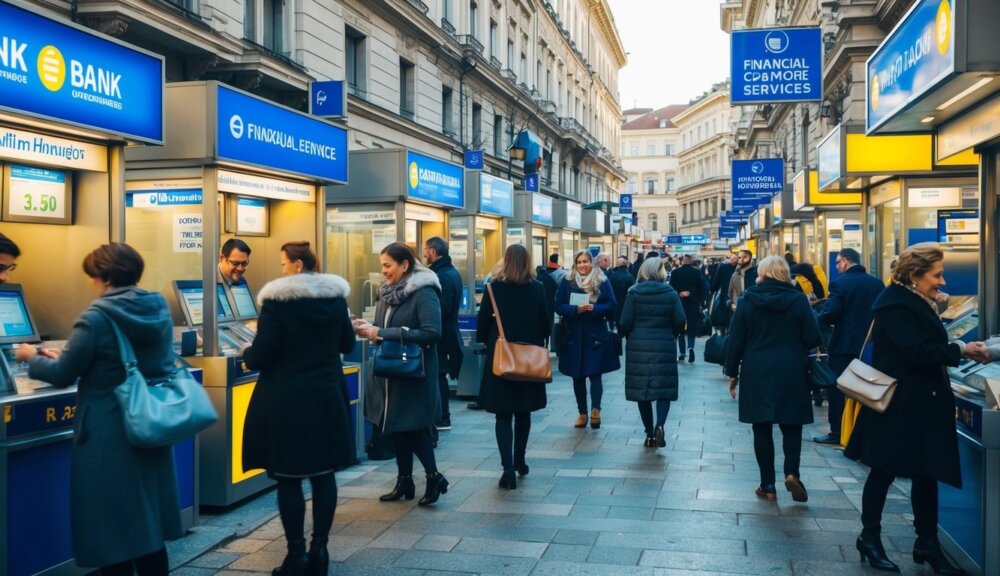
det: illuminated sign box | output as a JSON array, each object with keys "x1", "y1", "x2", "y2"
[{"x1": 731, "y1": 27, "x2": 822, "y2": 104}]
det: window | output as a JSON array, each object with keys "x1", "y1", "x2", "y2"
[
  {"x1": 507, "y1": 40, "x2": 515, "y2": 71},
  {"x1": 543, "y1": 149, "x2": 553, "y2": 184},
  {"x1": 345, "y1": 26, "x2": 367, "y2": 96},
  {"x1": 399, "y1": 58, "x2": 415, "y2": 120},
  {"x1": 668, "y1": 214, "x2": 677, "y2": 234},
  {"x1": 245, "y1": 0, "x2": 285, "y2": 54},
  {"x1": 648, "y1": 213, "x2": 659, "y2": 232},
  {"x1": 489, "y1": 20, "x2": 497, "y2": 56},
  {"x1": 645, "y1": 178, "x2": 656, "y2": 194},
  {"x1": 442, "y1": 0, "x2": 452, "y2": 21},
  {"x1": 629, "y1": 144, "x2": 638, "y2": 156},
  {"x1": 665, "y1": 143, "x2": 675, "y2": 156},
  {"x1": 244, "y1": 0, "x2": 255, "y2": 42},
  {"x1": 520, "y1": 53, "x2": 527, "y2": 82},
  {"x1": 620, "y1": 144, "x2": 626, "y2": 157},
  {"x1": 493, "y1": 114, "x2": 504, "y2": 156},
  {"x1": 472, "y1": 103, "x2": 482, "y2": 147},
  {"x1": 441, "y1": 87, "x2": 454, "y2": 137},
  {"x1": 665, "y1": 177, "x2": 675, "y2": 192},
  {"x1": 646, "y1": 144, "x2": 655, "y2": 156},
  {"x1": 545, "y1": 69, "x2": 551, "y2": 99},
  {"x1": 626, "y1": 176, "x2": 636, "y2": 194},
  {"x1": 469, "y1": 1, "x2": 478, "y2": 37},
  {"x1": 536, "y1": 60, "x2": 541, "y2": 90}
]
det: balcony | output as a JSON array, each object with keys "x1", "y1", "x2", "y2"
[
  {"x1": 489, "y1": 56, "x2": 502, "y2": 70},
  {"x1": 539, "y1": 100, "x2": 557, "y2": 114},
  {"x1": 456, "y1": 35, "x2": 484, "y2": 55},
  {"x1": 517, "y1": 82, "x2": 531, "y2": 95},
  {"x1": 502, "y1": 69, "x2": 518, "y2": 83},
  {"x1": 441, "y1": 18, "x2": 456, "y2": 36},
  {"x1": 403, "y1": 0, "x2": 429, "y2": 15}
]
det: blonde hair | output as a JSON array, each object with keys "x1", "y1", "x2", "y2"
[
  {"x1": 892, "y1": 243, "x2": 944, "y2": 285},
  {"x1": 637, "y1": 257, "x2": 666, "y2": 283},
  {"x1": 756, "y1": 255, "x2": 792, "y2": 284}
]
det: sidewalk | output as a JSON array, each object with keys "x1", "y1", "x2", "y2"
[{"x1": 169, "y1": 352, "x2": 938, "y2": 576}]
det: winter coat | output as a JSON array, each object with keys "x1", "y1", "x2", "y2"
[
  {"x1": 619, "y1": 281, "x2": 686, "y2": 402},
  {"x1": 818, "y1": 265, "x2": 884, "y2": 357},
  {"x1": 28, "y1": 287, "x2": 183, "y2": 567},
  {"x1": 242, "y1": 273, "x2": 356, "y2": 476},
  {"x1": 724, "y1": 280, "x2": 821, "y2": 425},
  {"x1": 669, "y1": 264, "x2": 707, "y2": 317},
  {"x1": 534, "y1": 266, "x2": 559, "y2": 310},
  {"x1": 844, "y1": 283, "x2": 962, "y2": 487},
  {"x1": 475, "y1": 280, "x2": 550, "y2": 414},
  {"x1": 727, "y1": 265, "x2": 758, "y2": 307},
  {"x1": 607, "y1": 265, "x2": 635, "y2": 324},
  {"x1": 710, "y1": 263, "x2": 735, "y2": 295},
  {"x1": 429, "y1": 255, "x2": 464, "y2": 378},
  {"x1": 555, "y1": 278, "x2": 620, "y2": 378},
  {"x1": 371, "y1": 267, "x2": 442, "y2": 433}
]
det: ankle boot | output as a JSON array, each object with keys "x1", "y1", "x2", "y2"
[
  {"x1": 590, "y1": 408, "x2": 601, "y2": 429},
  {"x1": 418, "y1": 472, "x2": 449, "y2": 506},
  {"x1": 273, "y1": 540, "x2": 308, "y2": 576},
  {"x1": 306, "y1": 538, "x2": 329, "y2": 576},
  {"x1": 514, "y1": 451, "x2": 529, "y2": 477},
  {"x1": 913, "y1": 536, "x2": 965, "y2": 575},
  {"x1": 856, "y1": 533, "x2": 900, "y2": 572},
  {"x1": 379, "y1": 475, "x2": 415, "y2": 501}
]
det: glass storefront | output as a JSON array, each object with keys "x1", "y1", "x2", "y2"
[{"x1": 325, "y1": 204, "x2": 397, "y2": 320}]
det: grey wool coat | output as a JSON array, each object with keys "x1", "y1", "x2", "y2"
[
  {"x1": 28, "y1": 287, "x2": 183, "y2": 568},
  {"x1": 242, "y1": 273, "x2": 356, "y2": 476},
  {"x1": 618, "y1": 281, "x2": 686, "y2": 402},
  {"x1": 371, "y1": 267, "x2": 442, "y2": 433}
]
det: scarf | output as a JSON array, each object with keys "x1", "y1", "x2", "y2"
[
  {"x1": 892, "y1": 279, "x2": 939, "y2": 315},
  {"x1": 570, "y1": 267, "x2": 605, "y2": 303},
  {"x1": 378, "y1": 277, "x2": 411, "y2": 307}
]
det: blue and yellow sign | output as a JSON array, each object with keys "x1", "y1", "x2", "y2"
[
  {"x1": 866, "y1": 0, "x2": 954, "y2": 133},
  {"x1": 405, "y1": 151, "x2": 464, "y2": 208},
  {"x1": 0, "y1": 1, "x2": 164, "y2": 143},
  {"x1": 731, "y1": 27, "x2": 822, "y2": 104}
]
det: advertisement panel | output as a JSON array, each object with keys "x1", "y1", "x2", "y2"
[
  {"x1": 479, "y1": 173, "x2": 513, "y2": 217},
  {"x1": 731, "y1": 27, "x2": 822, "y2": 104},
  {"x1": 532, "y1": 194, "x2": 553, "y2": 226},
  {"x1": 404, "y1": 151, "x2": 464, "y2": 209}
]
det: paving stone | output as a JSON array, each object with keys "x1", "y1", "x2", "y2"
[
  {"x1": 587, "y1": 545, "x2": 642, "y2": 565},
  {"x1": 453, "y1": 536, "x2": 548, "y2": 558},
  {"x1": 393, "y1": 549, "x2": 537, "y2": 574},
  {"x1": 551, "y1": 529, "x2": 600, "y2": 546},
  {"x1": 185, "y1": 552, "x2": 243, "y2": 569},
  {"x1": 413, "y1": 535, "x2": 461, "y2": 552},
  {"x1": 542, "y1": 543, "x2": 592, "y2": 561}
]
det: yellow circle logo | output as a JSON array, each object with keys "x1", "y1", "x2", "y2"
[
  {"x1": 870, "y1": 75, "x2": 880, "y2": 112},
  {"x1": 935, "y1": 0, "x2": 951, "y2": 56},
  {"x1": 408, "y1": 162, "x2": 419, "y2": 189},
  {"x1": 37, "y1": 45, "x2": 66, "y2": 92}
]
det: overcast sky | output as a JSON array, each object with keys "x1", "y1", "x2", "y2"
[{"x1": 607, "y1": 0, "x2": 731, "y2": 109}]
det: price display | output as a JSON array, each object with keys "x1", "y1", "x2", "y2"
[{"x1": 7, "y1": 165, "x2": 68, "y2": 220}]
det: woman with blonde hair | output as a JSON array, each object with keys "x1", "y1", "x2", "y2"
[{"x1": 555, "y1": 250, "x2": 620, "y2": 429}]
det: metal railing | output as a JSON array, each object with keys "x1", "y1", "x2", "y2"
[
  {"x1": 404, "y1": 0, "x2": 429, "y2": 15},
  {"x1": 456, "y1": 35, "x2": 484, "y2": 55},
  {"x1": 489, "y1": 56, "x2": 502, "y2": 70},
  {"x1": 441, "y1": 18, "x2": 456, "y2": 35}
]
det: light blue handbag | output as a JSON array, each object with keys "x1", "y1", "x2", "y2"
[{"x1": 99, "y1": 310, "x2": 218, "y2": 448}]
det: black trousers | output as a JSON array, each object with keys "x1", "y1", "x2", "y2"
[
  {"x1": 676, "y1": 307, "x2": 701, "y2": 355},
  {"x1": 393, "y1": 429, "x2": 438, "y2": 477},
  {"x1": 495, "y1": 412, "x2": 531, "y2": 471},
  {"x1": 99, "y1": 548, "x2": 168, "y2": 576},
  {"x1": 573, "y1": 375, "x2": 603, "y2": 413},
  {"x1": 275, "y1": 472, "x2": 338, "y2": 549},
  {"x1": 751, "y1": 422, "x2": 802, "y2": 486},
  {"x1": 826, "y1": 354, "x2": 853, "y2": 435},
  {"x1": 637, "y1": 400, "x2": 671, "y2": 435},
  {"x1": 437, "y1": 372, "x2": 451, "y2": 419},
  {"x1": 862, "y1": 467, "x2": 938, "y2": 538}
]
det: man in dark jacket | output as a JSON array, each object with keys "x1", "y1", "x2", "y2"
[
  {"x1": 814, "y1": 247, "x2": 884, "y2": 445},
  {"x1": 670, "y1": 255, "x2": 706, "y2": 363},
  {"x1": 425, "y1": 237, "x2": 463, "y2": 431},
  {"x1": 607, "y1": 256, "x2": 635, "y2": 325},
  {"x1": 629, "y1": 252, "x2": 645, "y2": 278},
  {"x1": 710, "y1": 253, "x2": 737, "y2": 330}
]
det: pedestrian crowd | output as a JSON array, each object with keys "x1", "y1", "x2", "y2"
[{"x1": 1, "y1": 228, "x2": 977, "y2": 576}]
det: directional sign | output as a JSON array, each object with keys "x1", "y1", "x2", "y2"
[
  {"x1": 525, "y1": 173, "x2": 539, "y2": 192},
  {"x1": 618, "y1": 193, "x2": 633, "y2": 214},
  {"x1": 309, "y1": 80, "x2": 346, "y2": 118},
  {"x1": 731, "y1": 27, "x2": 823, "y2": 104},
  {"x1": 464, "y1": 149, "x2": 484, "y2": 170},
  {"x1": 732, "y1": 159, "x2": 784, "y2": 208}
]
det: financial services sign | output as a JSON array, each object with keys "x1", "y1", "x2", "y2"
[
  {"x1": 216, "y1": 85, "x2": 348, "y2": 183},
  {"x1": 731, "y1": 27, "x2": 822, "y2": 104},
  {"x1": 406, "y1": 151, "x2": 464, "y2": 209},
  {"x1": 732, "y1": 159, "x2": 783, "y2": 209},
  {"x1": 0, "y1": 1, "x2": 164, "y2": 143},
  {"x1": 866, "y1": 0, "x2": 955, "y2": 133}
]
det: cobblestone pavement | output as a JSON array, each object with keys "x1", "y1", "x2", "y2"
[{"x1": 171, "y1": 353, "x2": 942, "y2": 576}]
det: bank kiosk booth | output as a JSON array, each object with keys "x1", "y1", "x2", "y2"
[
  {"x1": 0, "y1": 4, "x2": 199, "y2": 575},
  {"x1": 510, "y1": 191, "x2": 553, "y2": 267},
  {"x1": 581, "y1": 208, "x2": 611, "y2": 257},
  {"x1": 789, "y1": 169, "x2": 862, "y2": 282},
  {"x1": 124, "y1": 81, "x2": 353, "y2": 507}
]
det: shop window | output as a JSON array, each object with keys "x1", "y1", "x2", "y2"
[{"x1": 399, "y1": 58, "x2": 415, "y2": 120}]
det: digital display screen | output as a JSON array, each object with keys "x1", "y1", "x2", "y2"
[
  {"x1": 229, "y1": 283, "x2": 258, "y2": 319},
  {"x1": 178, "y1": 284, "x2": 234, "y2": 326},
  {"x1": 0, "y1": 289, "x2": 36, "y2": 338}
]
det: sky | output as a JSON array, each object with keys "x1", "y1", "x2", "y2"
[{"x1": 607, "y1": 0, "x2": 731, "y2": 110}]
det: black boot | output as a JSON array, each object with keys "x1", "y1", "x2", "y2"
[
  {"x1": 913, "y1": 536, "x2": 965, "y2": 575},
  {"x1": 418, "y1": 472, "x2": 449, "y2": 506},
  {"x1": 306, "y1": 538, "x2": 329, "y2": 576},
  {"x1": 514, "y1": 451, "x2": 529, "y2": 477},
  {"x1": 379, "y1": 475, "x2": 415, "y2": 501},
  {"x1": 856, "y1": 533, "x2": 900, "y2": 572},
  {"x1": 273, "y1": 540, "x2": 308, "y2": 576}
]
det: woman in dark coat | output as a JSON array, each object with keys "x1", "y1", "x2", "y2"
[
  {"x1": 846, "y1": 244, "x2": 974, "y2": 575},
  {"x1": 725, "y1": 256, "x2": 820, "y2": 504},
  {"x1": 619, "y1": 257, "x2": 686, "y2": 448},
  {"x1": 477, "y1": 244, "x2": 551, "y2": 490},
  {"x1": 555, "y1": 250, "x2": 620, "y2": 429},
  {"x1": 242, "y1": 241, "x2": 355, "y2": 576},
  {"x1": 355, "y1": 242, "x2": 447, "y2": 506},
  {"x1": 15, "y1": 244, "x2": 182, "y2": 576}
]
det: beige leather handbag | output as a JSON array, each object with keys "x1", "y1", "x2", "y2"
[
  {"x1": 836, "y1": 322, "x2": 897, "y2": 413},
  {"x1": 487, "y1": 283, "x2": 552, "y2": 383}
]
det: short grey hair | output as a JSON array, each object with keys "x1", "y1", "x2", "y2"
[
  {"x1": 756, "y1": 255, "x2": 792, "y2": 284},
  {"x1": 637, "y1": 257, "x2": 666, "y2": 283},
  {"x1": 424, "y1": 236, "x2": 448, "y2": 257}
]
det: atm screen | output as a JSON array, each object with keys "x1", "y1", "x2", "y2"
[
  {"x1": 173, "y1": 281, "x2": 235, "y2": 328},
  {"x1": 229, "y1": 282, "x2": 258, "y2": 320},
  {"x1": 0, "y1": 285, "x2": 41, "y2": 344}
]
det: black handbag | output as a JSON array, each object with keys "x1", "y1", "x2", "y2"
[
  {"x1": 699, "y1": 309, "x2": 712, "y2": 337},
  {"x1": 372, "y1": 329, "x2": 425, "y2": 380},
  {"x1": 703, "y1": 332, "x2": 728, "y2": 365},
  {"x1": 709, "y1": 293, "x2": 732, "y2": 328},
  {"x1": 807, "y1": 352, "x2": 838, "y2": 390}
]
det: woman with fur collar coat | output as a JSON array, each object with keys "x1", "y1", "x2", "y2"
[
  {"x1": 354, "y1": 242, "x2": 448, "y2": 507},
  {"x1": 242, "y1": 242, "x2": 355, "y2": 576}
]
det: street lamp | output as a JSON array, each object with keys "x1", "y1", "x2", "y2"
[{"x1": 506, "y1": 142, "x2": 526, "y2": 180}]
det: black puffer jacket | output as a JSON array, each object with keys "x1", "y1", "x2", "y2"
[{"x1": 619, "y1": 281, "x2": 686, "y2": 402}]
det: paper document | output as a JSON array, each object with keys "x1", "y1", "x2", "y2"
[{"x1": 569, "y1": 293, "x2": 589, "y2": 306}]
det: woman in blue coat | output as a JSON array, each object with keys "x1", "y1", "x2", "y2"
[{"x1": 556, "y1": 250, "x2": 620, "y2": 429}]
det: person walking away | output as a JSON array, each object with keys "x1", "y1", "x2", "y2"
[
  {"x1": 607, "y1": 255, "x2": 635, "y2": 326},
  {"x1": 619, "y1": 257, "x2": 685, "y2": 448},
  {"x1": 354, "y1": 242, "x2": 449, "y2": 506},
  {"x1": 813, "y1": 248, "x2": 884, "y2": 446},
  {"x1": 629, "y1": 252, "x2": 645, "y2": 279},
  {"x1": 670, "y1": 254, "x2": 706, "y2": 363},
  {"x1": 724, "y1": 256, "x2": 821, "y2": 503},
  {"x1": 546, "y1": 253, "x2": 567, "y2": 285},
  {"x1": 241, "y1": 242, "x2": 355, "y2": 576},
  {"x1": 424, "y1": 237, "x2": 463, "y2": 432},
  {"x1": 846, "y1": 244, "x2": 975, "y2": 575},
  {"x1": 15, "y1": 244, "x2": 182, "y2": 576},
  {"x1": 709, "y1": 253, "x2": 737, "y2": 330},
  {"x1": 476, "y1": 244, "x2": 550, "y2": 490},
  {"x1": 555, "y1": 250, "x2": 620, "y2": 429},
  {"x1": 791, "y1": 262, "x2": 827, "y2": 302}
]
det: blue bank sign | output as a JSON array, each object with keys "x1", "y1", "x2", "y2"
[
  {"x1": 479, "y1": 173, "x2": 513, "y2": 217},
  {"x1": 731, "y1": 27, "x2": 822, "y2": 104},
  {"x1": 217, "y1": 85, "x2": 347, "y2": 183},
  {"x1": 866, "y1": 0, "x2": 955, "y2": 133},
  {"x1": 406, "y1": 151, "x2": 464, "y2": 209},
  {"x1": 732, "y1": 159, "x2": 784, "y2": 208},
  {"x1": 0, "y1": 1, "x2": 164, "y2": 143},
  {"x1": 532, "y1": 194, "x2": 553, "y2": 226},
  {"x1": 309, "y1": 80, "x2": 346, "y2": 118}
]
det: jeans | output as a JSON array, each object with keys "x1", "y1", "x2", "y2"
[
  {"x1": 393, "y1": 429, "x2": 438, "y2": 477},
  {"x1": 676, "y1": 309, "x2": 700, "y2": 355},
  {"x1": 99, "y1": 549, "x2": 168, "y2": 576},
  {"x1": 862, "y1": 467, "x2": 938, "y2": 538},
  {"x1": 573, "y1": 374, "x2": 603, "y2": 413},
  {"x1": 495, "y1": 412, "x2": 531, "y2": 471},
  {"x1": 437, "y1": 372, "x2": 451, "y2": 419},
  {"x1": 751, "y1": 422, "x2": 802, "y2": 486},
  {"x1": 637, "y1": 400, "x2": 671, "y2": 435},
  {"x1": 275, "y1": 472, "x2": 338, "y2": 548}
]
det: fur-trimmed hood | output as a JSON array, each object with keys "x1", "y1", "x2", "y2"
[
  {"x1": 256, "y1": 273, "x2": 351, "y2": 305},
  {"x1": 397, "y1": 265, "x2": 441, "y2": 296}
]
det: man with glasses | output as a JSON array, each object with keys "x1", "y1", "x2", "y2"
[
  {"x1": 0, "y1": 234, "x2": 20, "y2": 283},
  {"x1": 218, "y1": 238, "x2": 252, "y2": 286}
]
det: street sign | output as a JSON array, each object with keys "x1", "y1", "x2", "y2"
[
  {"x1": 618, "y1": 193, "x2": 633, "y2": 214},
  {"x1": 731, "y1": 27, "x2": 823, "y2": 104},
  {"x1": 525, "y1": 173, "x2": 539, "y2": 192},
  {"x1": 464, "y1": 149, "x2": 484, "y2": 170},
  {"x1": 309, "y1": 80, "x2": 347, "y2": 118},
  {"x1": 665, "y1": 234, "x2": 708, "y2": 245},
  {"x1": 732, "y1": 159, "x2": 784, "y2": 207}
]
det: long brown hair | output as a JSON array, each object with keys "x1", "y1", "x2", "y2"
[{"x1": 495, "y1": 244, "x2": 534, "y2": 285}]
